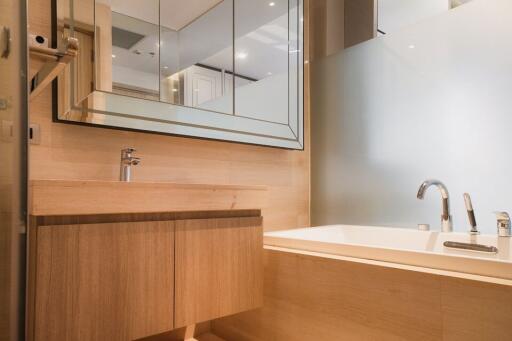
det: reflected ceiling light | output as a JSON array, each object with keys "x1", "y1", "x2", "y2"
[
  {"x1": 163, "y1": 66, "x2": 169, "y2": 69},
  {"x1": 172, "y1": 89, "x2": 178, "y2": 92},
  {"x1": 111, "y1": 54, "x2": 116, "y2": 58},
  {"x1": 267, "y1": 72, "x2": 272, "y2": 76},
  {"x1": 269, "y1": 2, "x2": 275, "y2": 6},
  {"x1": 235, "y1": 52, "x2": 248, "y2": 60}
]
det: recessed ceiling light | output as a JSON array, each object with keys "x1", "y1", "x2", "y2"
[
  {"x1": 235, "y1": 52, "x2": 248, "y2": 60},
  {"x1": 269, "y1": 2, "x2": 275, "y2": 6},
  {"x1": 111, "y1": 54, "x2": 116, "y2": 58},
  {"x1": 163, "y1": 66, "x2": 169, "y2": 69},
  {"x1": 408, "y1": 44, "x2": 415, "y2": 49},
  {"x1": 267, "y1": 72, "x2": 272, "y2": 76}
]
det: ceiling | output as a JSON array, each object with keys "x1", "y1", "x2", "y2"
[{"x1": 103, "y1": 0, "x2": 223, "y2": 30}]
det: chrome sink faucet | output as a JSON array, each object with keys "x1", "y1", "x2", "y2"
[
  {"x1": 417, "y1": 179, "x2": 453, "y2": 232},
  {"x1": 120, "y1": 148, "x2": 140, "y2": 182}
]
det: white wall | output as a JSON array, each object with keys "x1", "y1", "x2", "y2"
[
  {"x1": 312, "y1": 0, "x2": 512, "y2": 233},
  {"x1": 112, "y1": 65, "x2": 159, "y2": 91},
  {"x1": 378, "y1": 0, "x2": 449, "y2": 34}
]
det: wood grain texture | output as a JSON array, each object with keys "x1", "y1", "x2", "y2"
[
  {"x1": 441, "y1": 277, "x2": 512, "y2": 340},
  {"x1": 175, "y1": 217, "x2": 263, "y2": 328},
  {"x1": 212, "y1": 248, "x2": 512, "y2": 341},
  {"x1": 32, "y1": 221, "x2": 175, "y2": 341},
  {"x1": 28, "y1": 0, "x2": 310, "y2": 232},
  {"x1": 344, "y1": 0, "x2": 377, "y2": 48},
  {"x1": 29, "y1": 180, "x2": 267, "y2": 216}
]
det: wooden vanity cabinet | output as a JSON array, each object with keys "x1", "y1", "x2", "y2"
[
  {"x1": 31, "y1": 221, "x2": 175, "y2": 341},
  {"x1": 174, "y1": 216, "x2": 263, "y2": 328},
  {"x1": 29, "y1": 213, "x2": 263, "y2": 341}
]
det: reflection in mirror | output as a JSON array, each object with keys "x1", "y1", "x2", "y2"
[
  {"x1": 54, "y1": 0, "x2": 304, "y2": 149},
  {"x1": 97, "y1": 0, "x2": 160, "y2": 100},
  {"x1": 159, "y1": 0, "x2": 234, "y2": 114},
  {"x1": 56, "y1": 0, "x2": 95, "y2": 115},
  {"x1": 111, "y1": 11, "x2": 160, "y2": 100},
  {"x1": 234, "y1": 0, "x2": 291, "y2": 124}
]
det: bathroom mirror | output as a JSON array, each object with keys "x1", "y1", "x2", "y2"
[{"x1": 53, "y1": 0, "x2": 304, "y2": 149}]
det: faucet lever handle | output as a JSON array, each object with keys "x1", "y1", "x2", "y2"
[
  {"x1": 494, "y1": 211, "x2": 511, "y2": 237},
  {"x1": 121, "y1": 147, "x2": 136, "y2": 158},
  {"x1": 494, "y1": 211, "x2": 510, "y2": 222},
  {"x1": 464, "y1": 193, "x2": 478, "y2": 234}
]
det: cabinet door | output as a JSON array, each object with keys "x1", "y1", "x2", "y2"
[
  {"x1": 174, "y1": 217, "x2": 263, "y2": 328},
  {"x1": 184, "y1": 65, "x2": 222, "y2": 107},
  {"x1": 33, "y1": 221, "x2": 174, "y2": 341}
]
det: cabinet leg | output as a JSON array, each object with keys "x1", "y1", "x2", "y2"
[{"x1": 184, "y1": 324, "x2": 197, "y2": 341}]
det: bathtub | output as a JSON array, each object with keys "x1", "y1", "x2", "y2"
[{"x1": 264, "y1": 225, "x2": 512, "y2": 283}]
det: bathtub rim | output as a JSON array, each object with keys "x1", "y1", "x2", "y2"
[
  {"x1": 264, "y1": 245, "x2": 512, "y2": 286},
  {"x1": 264, "y1": 225, "x2": 512, "y2": 285}
]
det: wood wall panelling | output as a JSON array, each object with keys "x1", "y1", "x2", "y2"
[
  {"x1": 211, "y1": 248, "x2": 512, "y2": 341},
  {"x1": 32, "y1": 221, "x2": 175, "y2": 341},
  {"x1": 174, "y1": 217, "x2": 264, "y2": 328},
  {"x1": 344, "y1": 0, "x2": 377, "y2": 48}
]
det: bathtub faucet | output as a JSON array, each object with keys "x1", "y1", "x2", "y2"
[{"x1": 417, "y1": 179, "x2": 453, "y2": 232}]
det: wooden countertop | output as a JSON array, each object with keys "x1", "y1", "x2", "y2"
[{"x1": 30, "y1": 180, "x2": 267, "y2": 216}]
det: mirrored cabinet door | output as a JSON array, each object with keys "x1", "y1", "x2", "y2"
[
  {"x1": 234, "y1": 0, "x2": 289, "y2": 124},
  {"x1": 109, "y1": 1, "x2": 160, "y2": 100},
  {"x1": 54, "y1": 0, "x2": 304, "y2": 149},
  {"x1": 159, "y1": 0, "x2": 234, "y2": 115}
]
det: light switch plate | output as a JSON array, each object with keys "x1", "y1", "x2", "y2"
[{"x1": 29, "y1": 123, "x2": 41, "y2": 145}]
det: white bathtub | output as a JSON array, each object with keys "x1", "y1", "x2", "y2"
[{"x1": 264, "y1": 225, "x2": 512, "y2": 283}]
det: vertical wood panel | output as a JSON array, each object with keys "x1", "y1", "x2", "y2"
[
  {"x1": 441, "y1": 277, "x2": 512, "y2": 341},
  {"x1": 174, "y1": 217, "x2": 263, "y2": 328},
  {"x1": 212, "y1": 248, "x2": 512, "y2": 341},
  {"x1": 34, "y1": 221, "x2": 174, "y2": 341}
]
